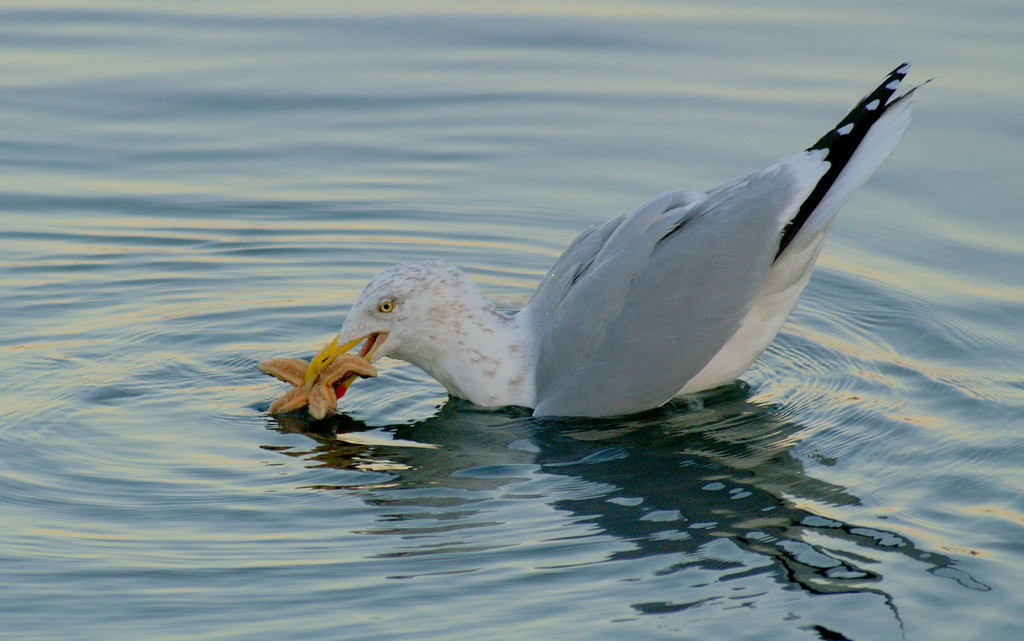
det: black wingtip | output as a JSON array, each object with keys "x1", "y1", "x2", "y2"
[
  {"x1": 888, "y1": 75, "x2": 934, "y2": 107},
  {"x1": 806, "y1": 62, "x2": 911, "y2": 154},
  {"x1": 774, "y1": 63, "x2": 915, "y2": 260}
]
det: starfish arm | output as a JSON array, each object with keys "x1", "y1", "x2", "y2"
[
  {"x1": 268, "y1": 385, "x2": 311, "y2": 414},
  {"x1": 258, "y1": 358, "x2": 310, "y2": 386},
  {"x1": 308, "y1": 384, "x2": 337, "y2": 420},
  {"x1": 321, "y1": 354, "x2": 377, "y2": 384}
]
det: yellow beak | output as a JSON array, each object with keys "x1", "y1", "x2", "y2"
[{"x1": 303, "y1": 334, "x2": 365, "y2": 387}]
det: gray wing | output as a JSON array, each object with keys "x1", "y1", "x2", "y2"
[
  {"x1": 525, "y1": 63, "x2": 918, "y2": 417},
  {"x1": 524, "y1": 152, "x2": 826, "y2": 417}
]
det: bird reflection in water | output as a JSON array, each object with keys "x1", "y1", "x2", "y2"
[{"x1": 264, "y1": 384, "x2": 987, "y2": 639}]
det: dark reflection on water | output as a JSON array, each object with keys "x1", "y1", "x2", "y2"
[{"x1": 266, "y1": 385, "x2": 987, "y2": 638}]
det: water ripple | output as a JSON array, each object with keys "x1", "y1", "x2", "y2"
[{"x1": 2, "y1": 4, "x2": 1023, "y2": 640}]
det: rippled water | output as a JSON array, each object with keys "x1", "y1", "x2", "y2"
[{"x1": 3, "y1": 3, "x2": 1023, "y2": 640}]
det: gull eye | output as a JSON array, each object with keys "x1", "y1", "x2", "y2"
[{"x1": 377, "y1": 299, "x2": 395, "y2": 314}]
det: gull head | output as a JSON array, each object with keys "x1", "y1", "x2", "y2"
[{"x1": 302, "y1": 261, "x2": 526, "y2": 404}]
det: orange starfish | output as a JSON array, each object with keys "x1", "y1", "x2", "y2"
[{"x1": 259, "y1": 353, "x2": 377, "y2": 419}]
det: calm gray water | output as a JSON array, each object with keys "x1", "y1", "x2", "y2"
[{"x1": 2, "y1": 2, "x2": 1022, "y2": 640}]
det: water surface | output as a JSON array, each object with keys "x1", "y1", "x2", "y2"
[{"x1": 2, "y1": 2, "x2": 1023, "y2": 640}]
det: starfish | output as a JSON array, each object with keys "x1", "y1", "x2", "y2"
[{"x1": 259, "y1": 353, "x2": 377, "y2": 419}]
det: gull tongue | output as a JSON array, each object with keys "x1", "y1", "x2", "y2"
[
  {"x1": 334, "y1": 374, "x2": 356, "y2": 399},
  {"x1": 331, "y1": 339, "x2": 380, "y2": 400}
]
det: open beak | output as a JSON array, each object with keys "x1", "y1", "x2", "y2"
[{"x1": 303, "y1": 331, "x2": 387, "y2": 388}]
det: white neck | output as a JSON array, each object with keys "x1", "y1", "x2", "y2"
[{"x1": 410, "y1": 306, "x2": 537, "y2": 409}]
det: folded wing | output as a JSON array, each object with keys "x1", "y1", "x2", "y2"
[{"x1": 525, "y1": 63, "x2": 919, "y2": 417}]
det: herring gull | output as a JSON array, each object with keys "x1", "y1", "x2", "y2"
[{"x1": 302, "y1": 63, "x2": 922, "y2": 417}]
